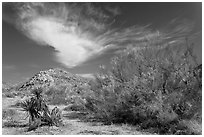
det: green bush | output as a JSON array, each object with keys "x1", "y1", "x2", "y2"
[{"x1": 84, "y1": 42, "x2": 201, "y2": 134}]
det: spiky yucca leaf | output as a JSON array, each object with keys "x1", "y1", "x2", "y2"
[{"x1": 20, "y1": 98, "x2": 41, "y2": 121}]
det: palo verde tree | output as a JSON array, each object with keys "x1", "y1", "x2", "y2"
[{"x1": 85, "y1": 38, "x2": 201, "y2": 134}]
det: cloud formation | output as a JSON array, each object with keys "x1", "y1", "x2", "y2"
[
  {"x1": 11, "y1": 3, "x2": 195, "y2": 68},
  {"x1": 16, "y1": 3, "x2": 107, "y2": 67}
]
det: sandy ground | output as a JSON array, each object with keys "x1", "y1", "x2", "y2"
[{"x1": 2, "y1": 97, "x2": 148, "y2": 135}]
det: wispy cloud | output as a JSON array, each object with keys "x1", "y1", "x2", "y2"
[
  {"x1": 9, "y1": 3, "x2": 195, "y2": 68},
  {"x1": 15, "y1": 3, "x2": 111, "y2": 67},
  {"x1": 104, "y1": 4, "x2": 121, "y2": 16}
]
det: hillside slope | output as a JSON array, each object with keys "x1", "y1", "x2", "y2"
[{"x1": 17, "y1": 68, "x2": 89, "y2": 91}]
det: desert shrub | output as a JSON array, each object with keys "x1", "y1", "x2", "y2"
[
  {"x1": 45, "y1": 85, "x2": 68, "y2": 105},
  {"x1": 84, "y1": 41, "x2": 201, "y2": 134}
]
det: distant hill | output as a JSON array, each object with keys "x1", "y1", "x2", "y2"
[
  {"x1": 17, "y1": 68, "x2": 90, "y2": 92},
  {"x1": 9, "y1": 64, "x2": 202, "y2": 92}
]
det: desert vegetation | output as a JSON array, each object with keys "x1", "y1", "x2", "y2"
[
  {"x1": 82, "y1": 39, "x2": 202, "y2": 134},
  {"x1": 19, "y1": 88, "x2": 63, "y2": 131},
  {"x1": 2, "y1": 39, "x2": 201, "y2": 135},
  {"x1": 2, "y1": 2, "x2": 202, "y2": 135}
]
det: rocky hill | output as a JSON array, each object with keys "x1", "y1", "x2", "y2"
[{"x1": 17, "y1": 68, "x2": 89, "y2": 92}]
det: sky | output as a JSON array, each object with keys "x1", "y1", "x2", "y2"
[{"x1": 2, "y1": 2, "x2": 202, "y2": 84}]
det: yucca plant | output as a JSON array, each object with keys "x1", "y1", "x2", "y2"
[
  {"x1": 20, "y1": 98, "x2": 41, "y2": 125},
  {"x1": 20, "y1": 87, "x2": 63, "y2": 131}
]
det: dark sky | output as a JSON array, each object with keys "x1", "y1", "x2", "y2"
[{"x1": 2, "y1": 2, "x2": 202, "y2": 84}]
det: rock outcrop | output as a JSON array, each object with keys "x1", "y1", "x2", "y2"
[{"x1": 18, "y1": 68, "x2": 88, "y2": 91}]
